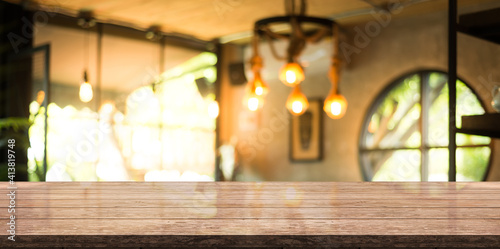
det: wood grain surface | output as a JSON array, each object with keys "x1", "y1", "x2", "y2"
[{"x1": 1, "y1": 182, "x2": 499, "y2": 247}]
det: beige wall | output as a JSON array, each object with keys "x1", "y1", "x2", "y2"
[{"x1": 220, "y1": 10, "x2": 500, "y2": 181}]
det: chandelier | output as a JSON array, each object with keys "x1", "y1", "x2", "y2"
[{"x1": 244, "y1": 0, "x2": 347, "y2": 119}]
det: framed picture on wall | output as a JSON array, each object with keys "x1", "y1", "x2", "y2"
[{"x1": 290, "y1": 98, "x2": 323, "y2": 162}]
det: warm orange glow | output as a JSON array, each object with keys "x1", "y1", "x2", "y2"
[
  {"x1": 249, "y1": 72, "x2": 269, "y2": 96},
  {"x1": 79, "y1": 82, "x2": 93, "y2": 103},
  {"x1": 286, "y1": 85, "x2": 309, "y2": 115},
  {"x1": 279, "y1": 62, "x2": 305, "y2": 87},
  {"x1": 243, "y1": 71, "x2": 267, "y2": 112},
  {"x1": 245, "y1": 95, "x2": 263, "y2": 112},
  {"x1": 324, "y1": 90, "x2": 347, "y2": 119}
]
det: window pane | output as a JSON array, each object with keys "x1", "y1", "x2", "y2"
[
  {"x1": 362, "y1": 150, "x2": 421, "y2": 181},
  {"x1": 428, "y1": 78, "x2": 490, "y2": 146},
  {"x1": 455, "y1": 81, "x2": 491, "y2": 146},
  {"x1": 428, "y1": 149, "x2": 448, "y2": 182},
  {"x1": 457, "y1": 81, "x2": 486, "y2": 128},
  {"x1": 364, "y1": 74, "x2": 421, "y2": 149},
  {"x1": 427, "y1": 72, "x2": 448, "y2": 146},
  {"x1": 457, "y1": 133, "x2": 491, "y2": 147},
  {"x1": 428, "y1": 147, "x2": 491, "y2": 182},
  {"x1": 457, "y1": 147, "x2": 491, "y2": 181}
]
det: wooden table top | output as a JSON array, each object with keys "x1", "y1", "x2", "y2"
[{"x1": 1, "y1": 182, "x2": 499, "y2": 248}]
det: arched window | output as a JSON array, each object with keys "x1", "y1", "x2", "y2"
[{"x1": 359, "y1": 71, "x2": 491, "y2": 181}]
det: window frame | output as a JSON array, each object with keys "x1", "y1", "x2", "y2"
[{"x1": 358, "y1": 69, "x2": 493, "y2": 181}]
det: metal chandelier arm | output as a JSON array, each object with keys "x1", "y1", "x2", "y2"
[
  {"x1": 255, "y1": 15, "x2": 336, "y2": 61},
  {"x1": 255, "y1": 16, "x2": 334, "y2": 29}
]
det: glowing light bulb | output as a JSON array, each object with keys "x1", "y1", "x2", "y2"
[
  {"x1": 255, "y1": 86, "x2": 263, "y2": 96},
  {"x1": 208, "y1": 100, "x2": 219, "y2": 118},
  {"x1": 79, "y1": 71, "x2": 93, "y2": 103},
  {"x1": 286, "y1": 71, "x2": 296, "y2": 83},
  {"x1": 286, "y1": 85, "x2": 309, "y2": 116},
  {"x1": 324, "y1": 89, "x2": 347, "y2": 119},
  {"x1": 247, "y1": 97, "x2": 260, "y2": 111},
  {"x1": 242, "y1": 71, "x2": 267, "y2": 111},
  {"x1": 243, "y1": 93, "x2": 264, "y2": 112},
  {"x1": 292, "y1": 101, "x2": 303, "y2": 114},
  {"x1": 251, "y1": 72, "x2": 269, "y2": 96},
  {"x1": 79, "y1": 82, "x2": 93, "y2": 103},
  {"x1": 279, "y1": 62, "x2": 305, "y2": 87},
  {"x1": 331, "y1": 102, "x2": 341, "y2": 115}
]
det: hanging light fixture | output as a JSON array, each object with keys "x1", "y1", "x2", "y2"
[
  {"x1": 79, "y1": 71, "x2": 93, "y2": 103},
  {"x1": 243, "y1": 35, "x2": 269, "y2": 112},
  {"x1": 286, "y1": 85, "x2": 309, "y2": 115},
  {"x1": 78, "y1": 11, "x2": 95, "y2": 103},
  {"x1": 324, "y1": 89, "x2": 347, "y2": 119},
  {"x1": 324, "y1": 24, "x2": 347, "y2": 119},
  {"x1": 279, "y1": 61, "x2": 304, "y2": 87},
  {"x1": 243, "y1": 89, "x2": 265, "y2": 112},
  {"x1": 247, "y1": 0, "x2": 347, "y2": 118}
]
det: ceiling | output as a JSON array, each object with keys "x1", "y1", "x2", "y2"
[
  {"x1": 10, "y1": 0, "x2": 500, "y2": 96},
  {"x1": 6, "y1": 0, "x2": 500, "y2": 42}
]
